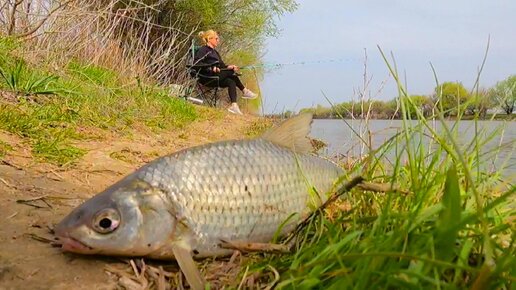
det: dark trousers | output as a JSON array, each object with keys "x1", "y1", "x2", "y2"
[{"x1": 199, "y1": 70, "x2": 245, "y2": 103}]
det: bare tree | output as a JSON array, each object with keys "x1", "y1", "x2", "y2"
[
  {"x1": 1, "y1": 0, "x2": 198, "y2": 86},
  {"x1": 2, "y1": 0, "x2": 75, "y2": 38}
]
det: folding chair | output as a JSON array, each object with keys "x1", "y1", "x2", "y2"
[{"x1": 185, "y1": 41, "x2": 222, "y2": 107}]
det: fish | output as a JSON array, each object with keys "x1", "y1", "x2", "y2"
[{"x1": 54, "y1": 113, "x2": 344, "y2": 289}]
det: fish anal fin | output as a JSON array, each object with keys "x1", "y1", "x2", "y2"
[
  {"x1": 171, "y1": 242, "x2": 207, "y2": 290},
  {"x1": 261, "y1": 113, "x2": 313, "y2": 153}
]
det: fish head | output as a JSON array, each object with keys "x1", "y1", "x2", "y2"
[{"x1": 55, "y1": 178, "x2": 177, "y2": 257}]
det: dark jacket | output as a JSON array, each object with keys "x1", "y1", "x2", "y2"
[{"x1": 193, "y1": 45, "x2": 227, "y2": 75}]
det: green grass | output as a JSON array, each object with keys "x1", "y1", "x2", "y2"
[
  {"x1": 0, "y1": 37, "x2": 198, "y2": 166},
  {"x1": 0, "y1": 140, "x2": 12, "y2": 158},
  {"x1": 32, "y1": 133, "x2": 86, "y2": 166},
  {"x1": 248, "y1": 116, "x2": 514, "y2": 289},
  {"x1": 240, "y1": 54, "x2": 515, "y2": 289},
  {"x1": 244, "y1": 118, "x2": 273, "y2": 138}
]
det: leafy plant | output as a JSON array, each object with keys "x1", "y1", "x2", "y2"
[{"x1": 0, "y1": 59, "x2": 59, "y2": 96}]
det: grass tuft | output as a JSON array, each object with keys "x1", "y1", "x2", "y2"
[
  {"x1": 240, "y1": 51, "x2": 515, "y2": 289},
  {"x1": 0, "y1": 38, "x2": 199, "y2": 166},
  {"x1": 0, "y1": 140, "x2": 12, "y2": 158}
]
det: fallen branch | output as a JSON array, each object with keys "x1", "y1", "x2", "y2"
[
  {"x1": 358, "y1": 182, "x2": 410, "y2": 195},
  {"x1": 220, "y1": 240, "x2": 290, "y2": 254},
  {"x1": 285, "y1": 176, "x2": 365, "y2": 244}
]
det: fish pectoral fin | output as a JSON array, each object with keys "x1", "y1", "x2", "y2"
[
  {"x1": 171, "y1": 243, "x2": 207, "y2": 290},
  {"x1": 219, "y1": 239, "x2": 291, "y2": 254},
  {"x1": 261, "y1": 113, "x2": 313, "y2": 153}
]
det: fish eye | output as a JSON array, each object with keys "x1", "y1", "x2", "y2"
[{"x1": 92, "y1": 209, "x2": 120, "y2": 234}]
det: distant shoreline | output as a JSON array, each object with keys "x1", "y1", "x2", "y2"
[{"x1": 308, "y1": 114, "x2": 515, "y2": 121}]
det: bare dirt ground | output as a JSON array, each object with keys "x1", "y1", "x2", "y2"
[{"x1": 0, "y1": 112, "x2": 262, "y2": 290}]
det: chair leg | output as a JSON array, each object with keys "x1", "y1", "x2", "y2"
[
  {"x1": 190, "y1": 81, "x2": 223, "y2": 108},
  {"x1": 211, "y1": 87, "x2": 219, "y2": 107}
]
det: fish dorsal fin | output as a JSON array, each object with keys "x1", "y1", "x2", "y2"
[{"x1": 261, "y1": 113, "x2": 313, "y2": 153}]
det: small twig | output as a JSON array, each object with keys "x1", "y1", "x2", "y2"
[
  {"x1": 42, "y1": 198, "x2": 53, "y2": 208},
  {"x1": 7, "y1": 212, "x2": 18, "y2": 219},
  {"x1": 118, "y1": 276, "x2": 143, "y2": 290},
  {"x1": 285, "y1": 176, "x2": 364, "y2": 244},
  {"x1": 47, "y1": 169, "x2": 64, "y2": 181},
  {"x1": 16, "y1": 195, "x2": 48, "y2": 202},
  {"x1": 264, "y1": 265, "x2": 280, "y2": 290},
  {"x1": 16, "y1": 202, "x2": 45, "y2": 209},
  {"x1": 0, "y1": 177, "x2": 15, "y2": 188},
  {"x1": 219, "y1": 240, "x2": 291, "y2": 254},
  {"x1": 1, "y1": 160, "x2": 23, "y2": 170},
  {"x1": 358, "y1": 182, "x2": 410, "y2": 195},
  {"x1": 130, "y1": 259, "x2": 140, "y2": 278},
  {"x1": 104, "y1": 264, "x2": 133, "y2": 280},
  {"x1": 25, "y1": 233, "x2": 55, "y2": 244},
  {"x1": 157, "y1": 266, "x2": 167, "y2": 290},
  {"x1": 16, "y1": 195, "x2": 51, "y2": 208},
  {"x1": 28, "y1": 268, "x2": 41, "y2": 278}
]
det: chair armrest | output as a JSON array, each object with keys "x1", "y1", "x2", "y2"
[
  {"x1": 187, "y1": 61, "x2": 220, "y2": 69},
  {"x1": 196, "y1": 73, "x2": 219, "y2": 79}
]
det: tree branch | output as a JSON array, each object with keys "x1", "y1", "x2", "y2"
[
  {"x1": 284, "y1": 176, "x2": 365, "y2": 244},
  {"x1": 17, "y1": 0, "x2": 75, "y2": 38},
  {"x1": 0, "y1": 1, "x2": 11, "y2": 25},
  {"x1": 7, "y1": 0, "x2": 24, "y2": 35}
]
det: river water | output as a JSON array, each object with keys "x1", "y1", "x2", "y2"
[{"x1": 310, "y1": 119, "x2": 515, "y2": 178}]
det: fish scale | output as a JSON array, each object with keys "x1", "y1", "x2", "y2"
[{"x1": 135, "y1": 138, "x2": 343, "y2": 256}]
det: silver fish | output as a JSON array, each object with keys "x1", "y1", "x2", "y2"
[{"x1": 55, "y1": 113, "x2": 343, "y2": 289}]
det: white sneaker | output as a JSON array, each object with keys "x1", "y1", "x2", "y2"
[
  {"x1": 242, "y1": 88, "x2": 257, "y2": 99},
  {"x1": 227, "y1": 103, "x2": 243, "y2": 115}
]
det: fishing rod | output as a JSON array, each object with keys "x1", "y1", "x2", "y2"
[{"x1": 239, "y1": 57, "x2": 358, "y2": 70}]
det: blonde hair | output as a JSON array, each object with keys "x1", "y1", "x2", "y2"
[{"x1": 198, "y1": 30, "x2": 218, "y2": 45}]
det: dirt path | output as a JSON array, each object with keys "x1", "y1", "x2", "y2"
[{"x1": 0, "y1": 112, "x2": 262, "y2": 289}]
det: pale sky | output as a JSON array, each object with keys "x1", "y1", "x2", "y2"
[{"x1": 259, "y1": 0, "x2": 516, "y2": 114}]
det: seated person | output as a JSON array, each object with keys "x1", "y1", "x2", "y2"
[{"x1": 194, "y1": 29, "x2": 257, "y2": 115}]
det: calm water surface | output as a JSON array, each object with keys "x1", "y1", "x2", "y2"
[{"x1": 310, "y1": 119, "x2": 515, "y2": 178}]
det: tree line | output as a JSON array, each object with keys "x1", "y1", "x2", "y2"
[{"x1": 296, "y1": 76, "x2": 516, "y2": 119}]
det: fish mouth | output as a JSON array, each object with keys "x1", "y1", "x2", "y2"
[{"x1": 57, "y1": 236, "x2": 97, "y2": 254}]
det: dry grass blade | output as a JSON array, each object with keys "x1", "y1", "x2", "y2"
[
  {"x1": 106, "y1": 259, "x2": 181, "y2": 290},
  {"x1": 0, "y1": 177, "x2": 15, "y2": 188},
  {"x1": 24, "y1": 233, "x2": 56, "y2": 244},
  {"x1": 156, "y1": 266, "x2": 168, "y2": 290},
  {"x1": 7, "y1": 212, "x2": 18, "y2": 219},
  {"x1": 263, "y1": 265, "x2": 280, "y2": 290},
  {"x1": 237, "y1": 266, "x2": 250, "y2": 290},
  {"x1": 16, "y1": 195, "x2": 53, "y2": 208}
]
